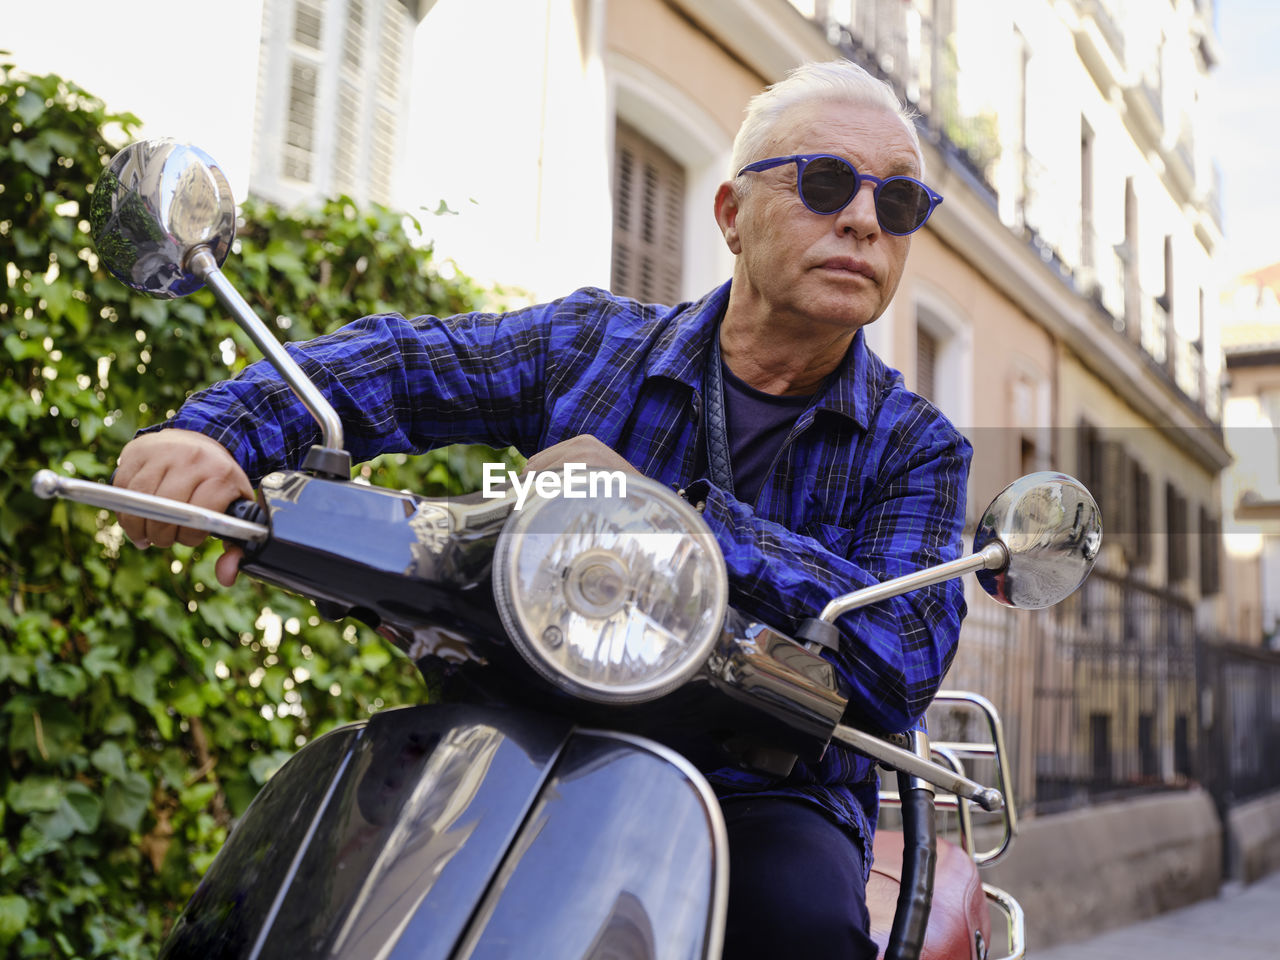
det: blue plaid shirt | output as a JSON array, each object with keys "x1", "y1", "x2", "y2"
[{"x1": 161, "y1": 281, "x2": 971, "y2": 863}]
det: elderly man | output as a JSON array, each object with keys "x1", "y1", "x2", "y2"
[{"x1": 114, "y1": 60, "x2": 970, "y2": 958}]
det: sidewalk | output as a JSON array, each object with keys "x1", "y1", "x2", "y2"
[{"x1": 1032, "y1": 870, "x2": 1280, "y2": 959}]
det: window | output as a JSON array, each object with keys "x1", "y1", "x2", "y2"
[
  {"x1": 1131, "y1": 460, "x2": 1152, "y2": 566},
  {"x1": 1101, "y1": 441, "x2": 1130, "y2": 558},
  {"x1": 283, "y1": 61, "x2": 319, "y2": 182},
  {"x1": 332, "y1": 82, "x2": 360, "y2": 197},
  {"x1": 258, "y1": 0, "x2": 413, "y2": 206},
  {"x1": 1138, "y1": 713, "x2": 1157, "y2": 778},
  {"x1": 342, "y1": 0, "x2": 364, "y2": 67},
  {"x1": 294, "y1": 0, "x2": 324, "y2": 47},
  {"x1": 1166, "y1": 482, "x2": 1188, "y2": 582},
  {"x1": 1076, "y1": 419, "x2": 1102, "y2": 511},
  {"x1": 1199, "y1": 506, "x2": 1220, "y2": 596},
  {"x1": 1174, "y1": 714, "x2": 1191, "y2": 778},
  {"x1": 611, "y1": 121, "x2": 685, "y2": 304},
  {"x1": 912, "y1": 295, "x2": 972, "y2": 425},
  {"x1": 916, "y1": 324, "x2": 938, "y2": 402},
  {"x1": 1090, "y1": 713, "x2": 1111, "y2": 783}
]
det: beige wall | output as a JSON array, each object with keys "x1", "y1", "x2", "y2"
[
  {"x1": 606, "y1": 0, "x2": 764, "y2": 142},
  {"x1": 894, "y1": 231, "x2": 1058, "y2": 522},
  {"x1": 1059, "y1": 351, "x2": 1219, "y2": 604}
]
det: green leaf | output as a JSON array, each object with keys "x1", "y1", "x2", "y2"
[
  {"x1": 125, "y1": 662, "x2": 156, "y2": 708},
  {"x1": 0, "y1": 894, "x2": 30, "y2": 945},
  {"x1": 103, "y1": 772, "x2": 150, "y2": 833},
  {"x1": 3, "y1": 332, "x2": 43, "y2": 361},
  {"x1": 82, "y1": 644, "x2": 121, "y2": 679},
  {"x1": 247, "y1": 750, "x2": 292, "y2": 785},
  {"x1": 149, "y1": 704, "x2": 174, "y2": 740},
  {"x1": 30, "y1": 807, "x2": 76, "y2": 842},
  {"x1": 43, "y1": 128, "x2": 78, "y2": 158},
  {"x1": 90, "y1": 741, "x2": 129, "y2": 780},
  {"x1": 16, "y1": 822, "x2": 58, "y2": 863},
  {"x1": 179, "y1": 781, "x2": 217, "y2": 812},
  {"x1": 62, "y1": 782, "x2": 102, "y2": 834},
  {"x1": 10, "y1": 137, "x2": 52, "y2": 177},
  {"x1": 169, "y1": 677, "x2": 205, "y2": 718},
  {"x1": 0, "y1": 651, "x2": 33, "y2": 685},
  {"x1": 36, "y1": 662, "x2": 87, "y2": 699},
  {"x1": 5, "y1": 700, "x2": 83, "y2": 763},
  {"x1": 7, "y1": 776, "x2": 62, "y2": 813},
  {"x1": 261, "y1": 666, "x2": 287, "y2": 702},
  {"x1": 358, "y1": 643, "x2": 392, "y2": 673},
  {"x1": 15, "y1": 88, "x2": 44, "y2": 125},
  {"x1": 100, "y1": 709, "x2": 135, "y2": 736},
  {"x1": 11, "y1": 227, "x2": 44, "y2": 259}
]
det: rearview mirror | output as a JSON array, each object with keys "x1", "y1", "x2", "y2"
[
  {"x1": 89, "y1": 138, "x2": 236, "y2": 299},
  {"x1": 973, "y1": 472, "x2": 1101, "y2": 609}
]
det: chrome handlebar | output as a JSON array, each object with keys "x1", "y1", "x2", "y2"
[{"x1": 30, "y1": 470, "x2": 269, "y2": 544}]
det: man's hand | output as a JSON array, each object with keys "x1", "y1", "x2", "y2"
[
  {"x1": 523, "y1": 434, "x2": 641, "y2": 477},
  {"x1": 113, "y1": 429, "x2": 253, "y2": 586}
]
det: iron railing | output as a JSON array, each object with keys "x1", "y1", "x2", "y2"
[
  {"x1": 940, "y1": 570, "x2": 1199, "y2": 815},
  {"x1": 940, "y1": 571, "x2": 1280, "y2": 819},
  {"x1": 1198, "y1": 641, "x2": 1280, "y2": 809}
]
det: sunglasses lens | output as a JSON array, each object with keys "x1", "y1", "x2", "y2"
[
  {"x1": 799, "y1": 157, "x2": 858, "y2": 214},
  {"x1": 876, "y1": 178, "x2": 933, "y2": 234}
]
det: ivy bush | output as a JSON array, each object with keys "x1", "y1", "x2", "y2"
[{"x1": 0, "y1": 62, "x2": 515, "y2": 957}]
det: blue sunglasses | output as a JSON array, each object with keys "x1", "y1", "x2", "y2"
[{"x1": 737, "y1": 153, "x2": 943, "y2": 236}]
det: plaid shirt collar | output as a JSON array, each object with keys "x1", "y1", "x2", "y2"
[{"x1": 643, "y1": 279, "x2": 875, "y2": 431}]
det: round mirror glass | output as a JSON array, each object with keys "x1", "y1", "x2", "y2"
[
  {"x1": 973, "y1": 472, "x2": 1101, "y2": 609},
  {"x1": 89, "y1": 138, "x2": 236, "y2": 299}
]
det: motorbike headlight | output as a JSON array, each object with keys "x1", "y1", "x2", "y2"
[{"x1": 492, "y1": 473, "x2": 727, "y2": 704}]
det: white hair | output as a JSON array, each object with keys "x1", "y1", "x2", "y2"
[{"x1": 730, "y1": 60, "x2": 923, "y2": 184}]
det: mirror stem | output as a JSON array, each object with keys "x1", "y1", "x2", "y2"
[
  {"x1": 186, "y1": 245, "x2": 348, "y2": 471},
  {"x1": 819, "y1": 541, "x2": 1008, "y2": 624}
]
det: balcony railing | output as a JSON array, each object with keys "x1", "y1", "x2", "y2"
[
  {"x1": 1173, "y1": 120, "x2": 1195, "y2": 182},
  {"x1": 1019, "y1": 150, "x2": 1075, "y2": 276},
  {"x1": 1141, "y1": 296, "x2": 1169, "y2": 367},
  {"x1": 1208, "y1": 162, "x2": 1224, "y2": 231},
  {"x1": 1173, "y1": 335, "x2": 1203, "y2": 405},
  {"x1": 1083, "y1": 0, "x2": 1126, "y2": 63},
  {"x1": 1080, "y1": 226, "x2": 1126, "y2": 324},
  {"x1": 802, "y1": 0, "x2": 999, "y2": 198}
]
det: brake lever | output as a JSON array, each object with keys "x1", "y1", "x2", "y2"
[{"x1": 31, "y1": 470, "x2": 269, "y2": 544}]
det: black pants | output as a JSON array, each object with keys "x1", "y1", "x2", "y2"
[{"x1": 721, "y1": 797, "x2": 879, "y2": 960}]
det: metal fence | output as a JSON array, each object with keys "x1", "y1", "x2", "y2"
[
  {"x1": 936, "y1": 569, "x2": 1201, "y2": 816},
  {"x1": 1198, "y1": 641, "x2": 1280, "y2": 811}
]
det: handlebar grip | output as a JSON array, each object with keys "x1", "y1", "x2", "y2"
[
  {"x1": 884, "y1": 770, "x2": 937, "y2": 960},
  {"x1": 226, "y1": 498, "x2": 267, "y2": 526}
]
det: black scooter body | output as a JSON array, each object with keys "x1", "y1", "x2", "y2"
[{"x1": 160, "y1": 702, "x2": 727, "y2": 959}]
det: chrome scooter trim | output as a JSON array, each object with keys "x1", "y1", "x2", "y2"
[
  {"x1": 879, "y1": 745, "x2": 975, "y2": 855},
  {"x1": 932, "y1": 691, "x2": 1019, "y2": 866},
  {"x1": 819, "y1": 543, "x2": 1008, "y2": 622},
  {"x1": 186, "y1": 246, "x2": 347, "y2": 459},
  {"x1": 831, "y1": 723, "x2": 1005, "y2": 812},
  {"x1": 982, "y1": 883, "x2": 1026, "y2": 960}
]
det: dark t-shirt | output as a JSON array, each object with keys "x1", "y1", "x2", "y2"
[{"x1": 722, "y1": 362, "x2": 812, "y2": 507}]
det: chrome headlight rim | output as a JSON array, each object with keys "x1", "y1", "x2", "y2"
[{"x1": 491, "y1": 473, "x2": 728, "y2": 705}]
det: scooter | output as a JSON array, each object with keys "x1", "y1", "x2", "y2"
[{"x1": 33, "y1": 139, "x2": 1102, "y2": 960}]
